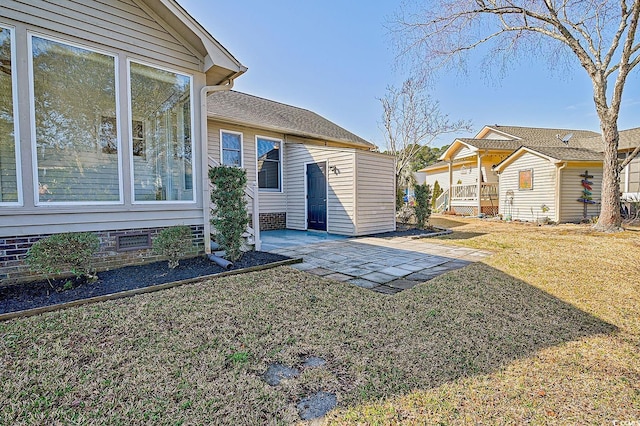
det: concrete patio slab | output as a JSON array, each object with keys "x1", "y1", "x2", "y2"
[
  {"x1": 359, "y1": 271, "x2": 397, "y2": 284},
  {"x1": 261, "y1": 230, "x2": 491, "y2": 294},
  {"x1": 347, "y1": 278, "x2": 380, "y2": 289},
  {"x1": 386, "y1": 279, "x2": 421, "y2": 290}
]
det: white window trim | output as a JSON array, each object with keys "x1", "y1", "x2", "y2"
[
  {"x1": 219, "y1": 129, "x2": 243, "y2": 168},
  {"x1": 0, "y1": 24, "x2": 22, "y2": 206},
  {"x1": 127, "y1": 58, "x2": 196, "y2": 205},
  {"x1": 255, "y1": 135, "x2": 283, "y2": 193},
  {"x1": 27, "y1": 32, "x2": 124, "y2": 206}
]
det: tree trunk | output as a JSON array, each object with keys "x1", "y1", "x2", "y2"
[{"x1": 594, "y1": 121, "x2": 623, "y2": 232}]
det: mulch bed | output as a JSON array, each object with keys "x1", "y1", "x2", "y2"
[
  {"x1": 0, "y1": 251, "x2": 289, "y2": 315},
  {"x1": 367, "y1": 224, "x2": 440, "y2": 238}
]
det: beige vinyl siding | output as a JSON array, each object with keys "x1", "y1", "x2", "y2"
[
  {"x1": 2, "y1": 0, "x2": 201, "y2": 71},
  {"x1": 559, "y1": 166, "x2": 602, "y2": 223},
  {"x1": 285, "y1": 143, "x2": 356, "y2": 235},
  {"x1": 483, "y1": 130, "x2": 515, "y2": 140},
  {"x1": 0, "y1": 2, "x2": 209, "y2": 238},
  {"x1": 498, "y1": 153, "x2": 557, "y2": 221},
  {"x1": 423, "y1": 169, "x2": 450, "y2": 191},
  {"x1": 451, "y1": 162, "x2": 478, "y2": 186},
  {"x1": 452, "y1": 146, "x2": 476, "y2": 160},
  {"x1": 206, "y1": 120, "x2": 264, "y2": 212},
  {"x1": 0, "y1": 206, "x2": 204, "y2": 236},
  {"x1": 355, "y1": 151, "x2": 395, "y2": 235},
  {"x1": 623, "y1": 155, "x2": 640, "y2": 194}
]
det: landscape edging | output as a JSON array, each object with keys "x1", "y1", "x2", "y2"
[{"x1": 0, "y1": 257, "x2": 302, "y2": 322}]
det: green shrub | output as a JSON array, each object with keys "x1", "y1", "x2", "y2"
[
  {"x1": 432, "y1": 180, "x2": 443, "y2": 208},
  {"x1": 26, "y1": 232, "x2": 100, "y2": 281},
  {"x1": 396, "y1": 185, "x2": 405, "y2": 211},
  {"x1": 153, "y1": 225, "x2": 194, "y2": 269},
  {"x1": 209, "y1": 166, "x2": 249, "y2": 262},
  {"x1": 414, "y1": 183, "x2": 432, "y2": 228}
]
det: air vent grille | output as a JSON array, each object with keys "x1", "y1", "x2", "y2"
[{"x1": 116, "y1": 233, "x2": 151, "y2": 251}]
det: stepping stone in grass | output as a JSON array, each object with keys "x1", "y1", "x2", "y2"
[
  {"x1": 303, "y1": 356, "x2": 326, "y2": 368},
  {"x1": 262, "y1": 364, "x2": 300, "y2": 386},
  {"x1": 297, "y1": 391, "x2": 337, "y2": 420}
]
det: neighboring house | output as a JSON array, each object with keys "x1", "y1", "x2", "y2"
[
  {"x1": 0, "y1": 0, "x2": 246, "y2": 283},
  {"x1": 206, "y1": 91, "x2": 396, "y2": 237},
  {"x1": 418, "y1": 125, "x2": 639, "y2": 222},
  {"x1": 493, "y1": 146, "x2": 603, "y2": 223}
]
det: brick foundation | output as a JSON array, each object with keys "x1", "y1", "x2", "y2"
[
  {"x1": 0, "y1": 225, "x2": 204, "y2": 286},
  {"x1": 259, "y1": 212, "x2": 286, "y2": 231}
]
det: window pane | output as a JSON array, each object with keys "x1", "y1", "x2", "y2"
[
  {"x1": 222, "y1": 150, "x2": 240, "y2": 167},
  {"x1": 32, "y1": 36, "x2": 120, "y2": 203},
  {"x1": 0, "y1": 28, "x2": 18, "y2": 203},
  {"x1": 130, "y1": 62, "x2": 193, "y2": 202},
  {"x1": 257, "y1": 138, "x2": 281, "y2": 190},
  {"x1": 257, "y1": 139, "x2": 280, "y2": 160},
  {"x1": 222, "y1": 132, "x2": 240, "y2": 150},
  {"x1": 258, "y1": 160, "x2": 280, "y2": 190}
]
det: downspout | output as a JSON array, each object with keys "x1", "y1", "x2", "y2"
[
  {"x1": 555, "y1": 162, "x2": 568, "y2": 223},
  {"x1": 201, "y1": 73, "x2": 242, "y2": 254}
]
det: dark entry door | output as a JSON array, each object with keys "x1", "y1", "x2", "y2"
[{"x1": 307, "y1": 162, "x2": 327, "y2": 231}]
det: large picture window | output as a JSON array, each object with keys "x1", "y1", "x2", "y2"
[
  {"x1": 129, "y1": 61, "x2": 193, "y2": 202},
  {"x1": 30, "y1": 35, "x2": 120, "y2": 203},
  {"x1": 221, "y1": 130, "x2": 242, "y2": 167},
  {"x1": 0, "y1": 26, "x2": 20, "y2": 204},
  {"x1": 257, "y1": 137, "x2": 281, "y2": 191}
]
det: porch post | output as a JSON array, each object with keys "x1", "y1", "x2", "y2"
[
  {"x1": 476, "y1": 153, "x2": 482, "y2": 215},
  {"x1": 448, "y1": 160, "x2": 453, "y2": 211}
]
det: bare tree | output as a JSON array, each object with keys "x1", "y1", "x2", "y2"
[
  {"x1": 380, "y1": 78, "x2": 471, "y2": 192},
  {"x1": 394, "y1": 0, "x2": 640, "y2": 231}
]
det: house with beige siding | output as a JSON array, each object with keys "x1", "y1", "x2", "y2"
[
  {"x1": 0, "y1": 0, "x2": 246, "y2": 283},
  {"x1": 494, "y1": 147, "x2": 603, "y2": 223},
  {"x1": 418, "y1": 125, "x2": 639, "y2": 222},
  {"x1": 206, "y1": 91, "x2": 396, "y2": 237}
]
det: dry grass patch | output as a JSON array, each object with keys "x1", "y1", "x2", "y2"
[
  {"x1": 1, "y1": 218, "x2": 638, "y2": 424},
  {"x1": 326, "y1": 217, "x2": 640, "y2": 423}
]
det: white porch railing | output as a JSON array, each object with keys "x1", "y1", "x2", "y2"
[
  {"x1": 208, "y1": 156, "x2": 261, "y2": 251},
  {"x1": 451, "y1": 183, "x2": 498, "y2": 201},
  {"x1": 434, "y1": 189, "x2": 449, "y2": 212}
]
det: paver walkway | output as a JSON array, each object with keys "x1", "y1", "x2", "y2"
[{"x1": 265, "y1": 234, "x2": 491, "y2": 294}]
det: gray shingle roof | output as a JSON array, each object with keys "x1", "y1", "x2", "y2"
[
  {"x1": 207, "y1": 91, "x2": 374, "y2": 149},
  {"x1": 485, "y1": 125, "x2": 601, "y2": 143},
  {"x1": 618, "y1": 127, "x2": 640, "y2": 150},
  {"x1": 521, "y1": 146, "x2": 603, "y2": 161},
  {"x1": 461, "y1": 126, "x2": 604, "y2": 151}
]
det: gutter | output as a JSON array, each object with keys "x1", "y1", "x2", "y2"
[{"x1": 201, "y1": 73, "x2": 243, "y2": 254}]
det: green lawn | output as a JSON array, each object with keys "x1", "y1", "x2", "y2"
[{"x1": 1, "y1": 218, "x2": 639, "y2": 424}]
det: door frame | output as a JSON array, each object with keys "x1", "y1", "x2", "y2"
[{"x1": 304, "y1": 160, "x2": 329, "y2": 231}]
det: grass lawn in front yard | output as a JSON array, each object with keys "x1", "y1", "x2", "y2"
[{"x1": 1, "y1": 217, "x2": 639, "y2": 424}]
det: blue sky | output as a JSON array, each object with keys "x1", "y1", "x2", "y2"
[{"x1": 180, "y1": 0, "x2": 640, "y2": 148}]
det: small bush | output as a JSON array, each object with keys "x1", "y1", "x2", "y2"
[
  {"x1": 397, "y1": 204, "x2": 414, "y2": 225},
  {"x1": 396, "y1": 185, "x2": 405, "y2": 211},
  {"x1": 26, "y1": 232, "x2": 100, "y2": 281},
  {"x1": 210, "y1": 166, "x2": 249, "y2": 262},
  {"x1": 414, "y1": 183, "x2": 432, "y2": 228},
  {"x1": 153, "y1": 226, "x2": 194, "y2": 269},
  {"x1": 432, "y1": 180, "x2": 443, "y2": 208}
]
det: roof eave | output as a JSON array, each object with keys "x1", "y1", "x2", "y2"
[{"x1": 148, "y1": 0, "x2": 247, "y2": 82}]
